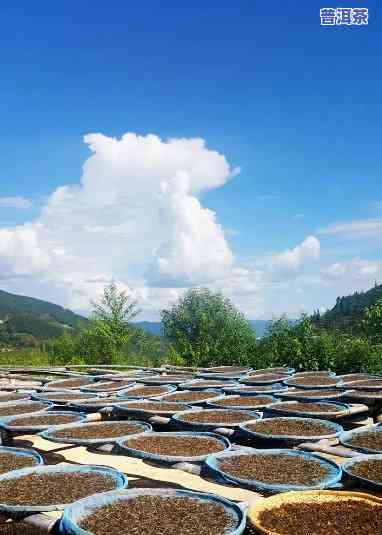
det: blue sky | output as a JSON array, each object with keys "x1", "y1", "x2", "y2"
[{"x1": 0, "y1": 1, "x2": 381, "y2": 319}]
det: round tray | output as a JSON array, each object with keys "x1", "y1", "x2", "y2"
[
  {"x1": 1, "y1": 411, "x2": 87, "y2": 434},
  {"x1": 342, "y1": 454, "x2": 382, "y2": 491},
  {"x1": 263, "y1": 400, "x2": 351, "y2": 420},
  {"x1": 117, "y1": 431, "x2": 231, "y2": 463},
  {"x1": 206, "y1": 395, "x2": 278, "y2": 411},
  {"x1": 238, "y1": 416, "x2": 343, "y2": 447},
  {"x1": 248, "y1": 490, "x2": 382, "y2": 535},
  {"x1": 339, "y1": 425, "x2": 382, "y2": 454},
  {"x1": 60, "y1": 488, "x2": 246, "y2": 535},
  {"x1": 114, "y1": 400, "x2": 192, "y2": 419},
  {"x1": 40, "y1": 420, "x2": 152, "y2": 446},
  {"x1": 172, "y1": 408, "x2": 261, "y2": 431},
  {"x1": 204, "y1": 448, "x2": 342, "y2": 493},
  {"x1": 0, "y1": 464, "x2": 128, "y2": 514},
  {"x1": 0, "y1": 445, "x2": 43, "y2": 469}
]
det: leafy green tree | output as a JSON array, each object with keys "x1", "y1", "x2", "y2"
[
  {"x1": 362, "y1": 299, "x2": 382, "y2": 342},
  {"x1": 161, "y1": 287, "x2": 256, "y2": 367},
  {"x1": 80, "y1": 282, "x2": 139, "y2": 364}
]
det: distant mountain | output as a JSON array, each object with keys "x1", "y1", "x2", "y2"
[
  {"x1": 0, "y1": 289, "x2": 86, "y2": 342},
  {"x1": 133, "y1": 321, "x2": 163, "y2": 336},
  {"x1": 249, "y1": 320, "x2": 269, "y2": 337},
  {"x1": 313, "y1": 283, "x2": 382, "y2": 333},
  {"x1": 134, "y1": 319, "x2": 270, "y2": 338}
]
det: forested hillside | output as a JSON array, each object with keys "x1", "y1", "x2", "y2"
[
  {"x1": 0, "y1": 289, "x2": 86, "y2": 346},
  {"x1": 312, "y1": 282, "x2": 382, "y2": 333}
]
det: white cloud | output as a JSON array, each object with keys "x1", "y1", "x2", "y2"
[
  {"x1": 322, "y1": 257, "x2": 382, "y2": 282},
  {"x1": 1, "y1": 131, "x2": 376, "y2": 321},
  {"x1": 0, "y1": 196, "x2": 32, "y2": 209},
  {"x1": 319, "y1": 218, "x2": 382, "y2": 238},
  {"x1": 270, "y1": 236, "x2": 320, "y2": 274},
  {"x1": 0, "y1": 132, "x2": 236, "y2": 312}
]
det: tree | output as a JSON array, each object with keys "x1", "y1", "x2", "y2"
[
  {"x1": 80, "y1": 282, "x2": 139, "y2": 364},
  {"x1": 362, "y1": 299, "x2": 382, "y2": 342},
  {"x1": 161, "y1": 287, "x2": 256, "y2": 367}
]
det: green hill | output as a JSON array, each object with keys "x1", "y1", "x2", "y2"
[
  {"x1": 313, "y1": 282, "x2": 382, "y2": 334},
  {"x1": 0, "y1": 289, "x2": 87, "y2": 345}
]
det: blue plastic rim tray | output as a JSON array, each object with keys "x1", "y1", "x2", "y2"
[
  {"x1": 178, "y1": 380, "x2": 238, "y2": 391},
  {"x1": 204, "y1": 448, "x2": 342, "y2": 493},
  {"x1": 31, "y1": 390, "x2": 95, "y2": 403},
  {"x1": 42, "y1": 377, "x2": 96, "y2": 391},
  {"x1": 206, "y1": 394, "x2": 279, "y2": 410},
  {"x1": 264, "y1": 400, "x2": 351, "y2": 419},
  {"x1": 0, "y1": 464, "x2": 128, "y2": 514},
  {"x1": 277, "y1": 389, "x2": 347, "y2": 402},
  {"x1": 339, "y1": 425, "x2": 382, "y2": 454},
  {"x1": 283, "y1": 376, "x2": 343, "y2": 389},
  {"x1": 115, "y1": 383, "x2": 177, "y2": 398},
  {"x1": 40, "y1": 419, "x2": 152, "y2": 445},
  {"x1": 0, "y1": 399, "x2": 53, "y2": 420},
  {"x1": 1, "y1": 411, "x2": 87, "y2": 433},
  {"x1": 172, "y1": 408, "x2": 262, "y2": 430},
  {"x1": 68, "y1": 398, "x2": 121, "y2": 412},
  {"x1": 60, "y1": 488, "x2": 246, "y2": 535},
  {"x1": 342, "y1": 454, "x2": 382, "y2": 491},
  {"x1": 195, "y1": 372, "x2": 247, "y2": 381},
  {"x1": 238, "y1": 416, "x2": 343, "y2": 446},
  {"x1": 0, "y1": 446, "x2": 43, "y2": 469},
  {"x1": 155, "y1": 389, "x2": 225, "y2": 406},
  {"x1": 113, "y1": 400, "x2": 193, "y2": 418},
  {"x1": 223, "y1": 384, "x2": 288, "y2": 396},
  {"x1": 117, "y1": 431, "x2": 231, "y2": 464}
]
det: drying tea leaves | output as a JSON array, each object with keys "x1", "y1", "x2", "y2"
[
  {"x1": 218, "y1": 453, "x2": 330, "y2": 485},
  {"x1": 161, "y1": 391, "x2": 219, "y2": 402},
  {"x1": 346, "y1": 430, "x2": 382, "y2": 452},
  {"x1": 347, "y1": 390, "x2": 382, "y2": 399},
  {"x1": 178, "y1": 410, "x2": 255, "y2": 425},
  {"x1": 73, "y1": 398, "x2": 121, "y2": 406},
  {"x1": 119, "y1": 401, "x2": 189, "y2": 412},
  {"x1": 37, "y1": 392, "x2": 93, "y2": 401},
  {"x1": 245, "y1": 418, "x2": 333, "y2": 437},
  {"x1": 287, "y1": 376, "x2": 338, "y2": 386},
  {"x1": 0, "y1": 472, "x2": 115, "y2": 506},
  {"x1": 189, "y1": 381, "x2": 234, "y2": 388},
  {"x1": 85, "y1": 380, "x2": 134, "y2": 392},
  {"x1": 79, "y1": 495, "x2": 235, "y2": 535},
  {"x1": 258, "y1": 500, "x2": 382, "y2": 535},
  {"x1": 46, "y1": 378, "x2": 93, "y2": 389},
  {"x1": 270, "y1": 402, "x2": 342, "y2": 413},
  {"x1": 233, "y1": 385, "x2": 279, "y2": 393},
  {"x1": 347, "y1": 458, "x2": 382, "y2": 483},
  {"x1": 50, "y1": 421, "x2": 146, "y2": 440},
  {"x1": 211, "y1": 396, "x2": 274, "y2": 407},
  {"x1": 122, "y1": 434, "x2": 225, "y2": 457},
  {"x1": 123, "y1": 386, "x2": 172, "y2": 397},
  {"x1": 246, "y1": 373, "x2": 287, "y2": 381},
  {"x1": 0, "y1": 452, "x2": 38, "y2": 475},
  {"x1": 0, "y1": 393, "x2": 28, "y2": 403},
  {"x1": 0, "y1": 402, "x2": 48, "y2": 417},
  {"x1": 351, "y1": 379, "x2": 382, "y2": 388},
  {"x1": 8, "y1": 414, "x2": 80, "y2": 428},
  {"x1": 282, "y1": 389, "x2": 342, "y2": 398}
]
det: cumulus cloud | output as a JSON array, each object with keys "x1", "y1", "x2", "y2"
[
  {"x1": 0, "y1": 196, "x2": 32, "y2": 209},
  {"x1": 0, "y1": 131, "x2": 355, "y2": 319},
  {"x1": 270, "y1": 236, "x2": 321, "y2": 274},
  {"x1": 0, "y1": 132, "x2": 236, "y2": 312}
]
